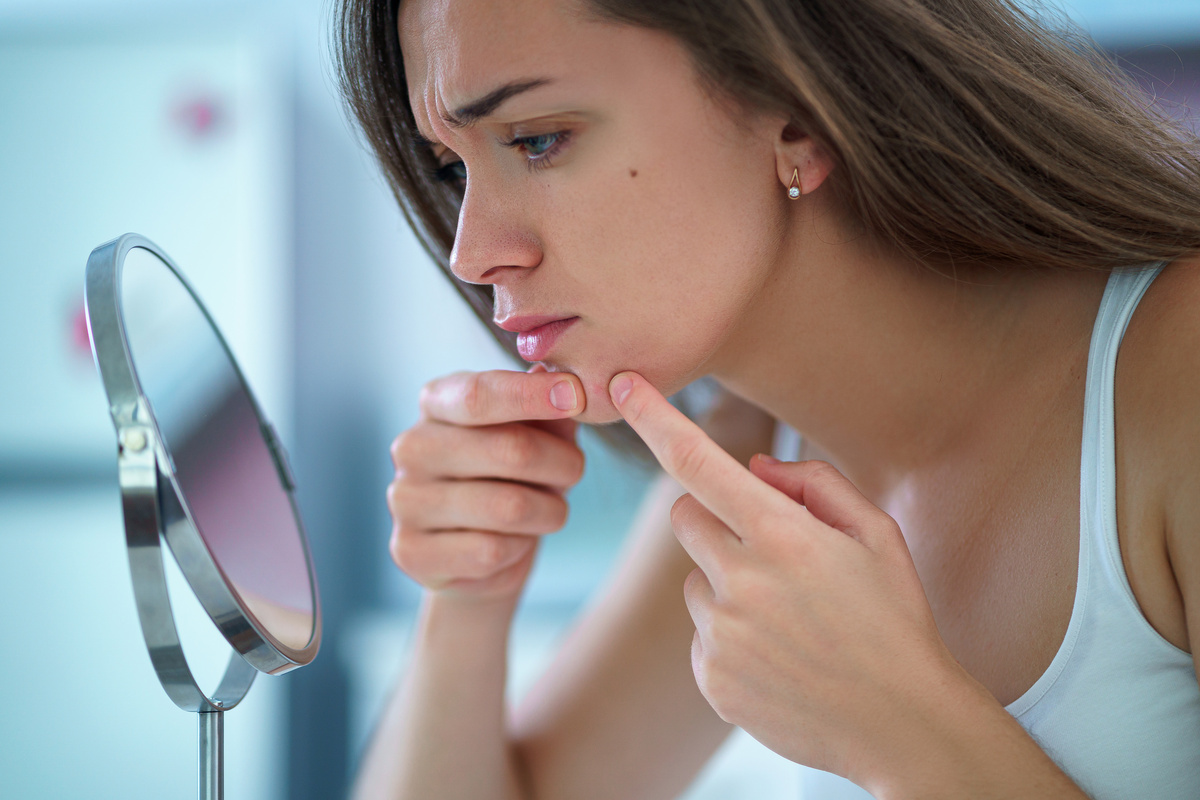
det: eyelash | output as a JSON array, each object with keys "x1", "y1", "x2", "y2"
[{"x1": 429, "y1": 130, "x2": 571, "y2": 185}]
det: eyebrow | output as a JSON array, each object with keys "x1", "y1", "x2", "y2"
[
  {"x1": 445, "y1": 78, "x2": 552, "y2": 127},
  {"x1": 411, "y1": 77, "x2": 554, "y2": 148}
]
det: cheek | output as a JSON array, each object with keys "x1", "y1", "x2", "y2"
[
  {"x1": 532, "y1": 99, "x2": 781, "y2": 414},
  {"x1": 566, "y1": 159, "x2": 779, "y2": 392}
]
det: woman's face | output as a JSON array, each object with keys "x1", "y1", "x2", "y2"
[{"x1": 401, "y1": 0, "x2": 791, "y2": 424}]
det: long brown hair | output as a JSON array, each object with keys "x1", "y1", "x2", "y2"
[{"x1": 333, "y1": 0, "x2": 1200, "y2": 452}]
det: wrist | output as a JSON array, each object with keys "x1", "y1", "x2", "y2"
[
  {"x1": 864, "y1": 665, "x2": 1080, "y2": 800},
  {"x1": 423, "y1": 587, "x2": 521, "y2": 634}
]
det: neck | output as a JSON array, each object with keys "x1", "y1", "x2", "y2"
[{"x1": 708, "y1": 211, "x2": 1109, "y2": 505}]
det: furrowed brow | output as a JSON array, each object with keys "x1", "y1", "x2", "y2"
[{"x1": 441, "y1": 78, "x2": 552, "y2": 128}]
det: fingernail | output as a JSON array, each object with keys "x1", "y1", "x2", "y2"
[
  {"x1": 550, "y1": 380, "x2": 577, "y2": 411},
  {"x1": 757, "y1": 453, "x2": 782, "y2": 465},
  {"x1": 610, "y1": 374, "x2": 633, "y2": 406}
]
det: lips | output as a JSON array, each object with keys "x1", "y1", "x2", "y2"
[
  {"x1": 508, "y1": 316, "x2": 578, "y2": 362},
  {"x1": 495, "y1": 314, "x2": 571, "y2": 333}
]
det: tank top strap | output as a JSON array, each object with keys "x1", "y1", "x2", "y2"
[{"x1": 1081, "y1": 263, "x2": 1166, "y2": 595}]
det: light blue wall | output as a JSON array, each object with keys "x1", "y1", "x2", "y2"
[
  {"x1": 2, "y1": 0, "x2": 1199, "y2": 46},
  {"x1": 1058, "y1": 0, "x2": 1200, "y2": 46}
]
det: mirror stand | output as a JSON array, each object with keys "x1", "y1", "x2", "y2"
[
  {"x1": 200, "y1": 710, "x2": 224, "y2": 800},
  {"x1": 123, "y1": 425, "x2": 255, "y2": 800}
]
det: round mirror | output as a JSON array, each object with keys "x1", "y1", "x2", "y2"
[
  {"x1": 84, "y1": 233, "x2": 321, "y2": 798},
  {"x1": 119, "y1": 245, "x2": 317, "y2": 654}
]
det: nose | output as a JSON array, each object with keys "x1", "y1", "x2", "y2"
[{"x1": 449, "y1": 178, "x2": 542, "y2": 285}]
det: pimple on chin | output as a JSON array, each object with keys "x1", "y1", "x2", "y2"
[{"x1": 587, "y1": 379, "x2": 611, "y2": 402}]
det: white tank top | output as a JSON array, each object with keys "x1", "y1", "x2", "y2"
[{"x1": 795, "y1": 263, "x2": 1200, "y2": 799}]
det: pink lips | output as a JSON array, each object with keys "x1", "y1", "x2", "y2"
[{"x1": 496, "y1": 315, "x2": 579, "y2": 361}]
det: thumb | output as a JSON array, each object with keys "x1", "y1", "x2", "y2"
[
  {"x1": 527, "y1": 364, "x2": 578, "y2": 442},
  {"x1": 749, "y1": 456, "x2": 885, "y2": 545}
]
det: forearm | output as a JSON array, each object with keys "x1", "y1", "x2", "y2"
[{"x1": 352, "y1": 591, "x2": 529, "y2": 800}]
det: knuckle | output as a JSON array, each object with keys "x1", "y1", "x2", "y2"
[
  {"x1": 416, "y1": 384, "x2": 433, "y2": 416},
  {"x1": 461, "y1": 373, "x2": 486, "y2": 420},
  {"x1": 385, "y1": 481, "x2": 399, "y2": 516},
  {"x1": 692, "y1": 647, "x2": 734, "y2": 724},
  {"x1": 706, "y1": 672, "x2": 739, "y2": 725},
  {"x1": 877, "y1": 518, "x2": 904, "y2": 549},
  {"x1": 807, "y1": 459, "x2": 839, "y2": 481},
  {"x1": 700, "y1": 634, "x2": 728, "y2": 682},
  {"x1": 389, "y1": 525, "x2": 418, "y2": 573},
  {"x1": 390, "y1": 428, "x2": 420, "y2": 470},
  {"x1": 519, "y1": 380, "x2": 546, "y2": 417},
  {"x1": 388, "y1": 527, "x2": 402, "y2": 567},
  {"x1": 389, "y1": 434, "x2": 403, "y2": 469},
  {"x1": 562, "y1": 447, "x2": 586, "y2": 486},
  {"x1": 416, "y1": 377, "x2": 445, "y2": 418},
  {"x1": 491, "y1": 488, "x2": 531, "y2": 527},
  {"x1": 385, "y1": 480, "x2": 417, "y2": 524},
  {"x1": 663, "y1": 434, "x2": 709, "y2": 485},
  {"x1": 547, "y1": 496, "x2": 569, "y2": 531},
  {"x1": 492, "y1": 427, "x2": 537, "y2": 471},
  {"x1": 473, "y1": 535, "x2": 512, "y2": 573}
]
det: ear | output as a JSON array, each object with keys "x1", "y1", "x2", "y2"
[{"x1": 774, "y1": 121, "x2": 836, "y2": 197}]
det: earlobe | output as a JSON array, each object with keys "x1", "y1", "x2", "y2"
[{"x1": 775, "y1": 129, "x2": 835, "y2": 198}]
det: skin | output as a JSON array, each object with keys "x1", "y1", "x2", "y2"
[{"x1": 357, "y1": 0, "x2": 1200, "y2": 797}]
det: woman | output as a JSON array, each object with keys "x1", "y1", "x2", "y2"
[{"x1": 336, "y1": 0, "x2": 1200, "y2": 797}]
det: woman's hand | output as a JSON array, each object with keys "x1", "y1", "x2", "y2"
[
  {"x1": 387, "y1": 367, "x2": 586, "y2": 602},
  {"x1": 607, "y1": 371, "x2": 1059, "y2": 797}
]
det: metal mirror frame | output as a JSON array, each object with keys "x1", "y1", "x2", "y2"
[{"x1": 85, "y1": 233, "x2": 322, "y2": 709}]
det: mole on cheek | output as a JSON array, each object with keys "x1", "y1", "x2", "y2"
[{"x1": 629, "y1": 168, "x2": 638, "y2": 177}]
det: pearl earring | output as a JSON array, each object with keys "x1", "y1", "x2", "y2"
[{"x1": 788, "y1": 168, "x2": 802, "y2": 199}]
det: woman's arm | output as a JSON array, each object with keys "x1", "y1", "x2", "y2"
[
  {"x1": 352, "y1": 376, "x2": 775, "y2": 800},
  {"x1": 352, "y1": 590, "x2": 530, "y2": 800},
  {"x1": 352, "y1": 472, "x2": 731, "y2": 800}
]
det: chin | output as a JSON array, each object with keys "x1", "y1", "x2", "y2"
[
  {"x1": 574, "y1": 373, "x2": 625, "y2": 426},
  {"x1": 555, "y1": 360, "x2": 693, "y2": 427}
]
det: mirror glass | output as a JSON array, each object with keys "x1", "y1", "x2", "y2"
[{"x1": 119, "y1": 246, "x2": 314, "y2": 650}]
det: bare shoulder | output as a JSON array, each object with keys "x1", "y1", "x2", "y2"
[
  {"x1": 1119, "y1": 252, "x2": 1200, "y2": 657},
  {"x1": 1125, "y1": 253, "x2": 1200, "y2": 476}
]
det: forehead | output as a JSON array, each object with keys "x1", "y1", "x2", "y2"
[
  {"x1": 399, "y1": 0, "x2": 697, "y2": 136},
  {"x1": 400, "y1": 0, "x2": 579, "y2": 110}
]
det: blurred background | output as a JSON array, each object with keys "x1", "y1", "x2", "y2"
[{"x1": 0, "y1": 1, "x2": 1195, "y2": 798}]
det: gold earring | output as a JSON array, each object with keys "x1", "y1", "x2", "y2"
[{"x1": 788, "y1": 168, "x2": 802, "y2": 199}]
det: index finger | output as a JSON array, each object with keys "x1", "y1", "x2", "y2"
[
  {"x1": 608, "y1": 372, "x2": 799, "y2": 534},
  {"x1": 421, "y1": 370, "x2": 585, "y2": 426}
]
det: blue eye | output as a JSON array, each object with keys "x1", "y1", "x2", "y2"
[
  {"x1": 520, "y1": 133, "x2": 559, "y2": 156},
  {"x1": 429, "y1": 131, "x2": 572, "y2": 186},
  {"x1": 504, "y1": 130, "x2": 572, "y2": 171}
]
